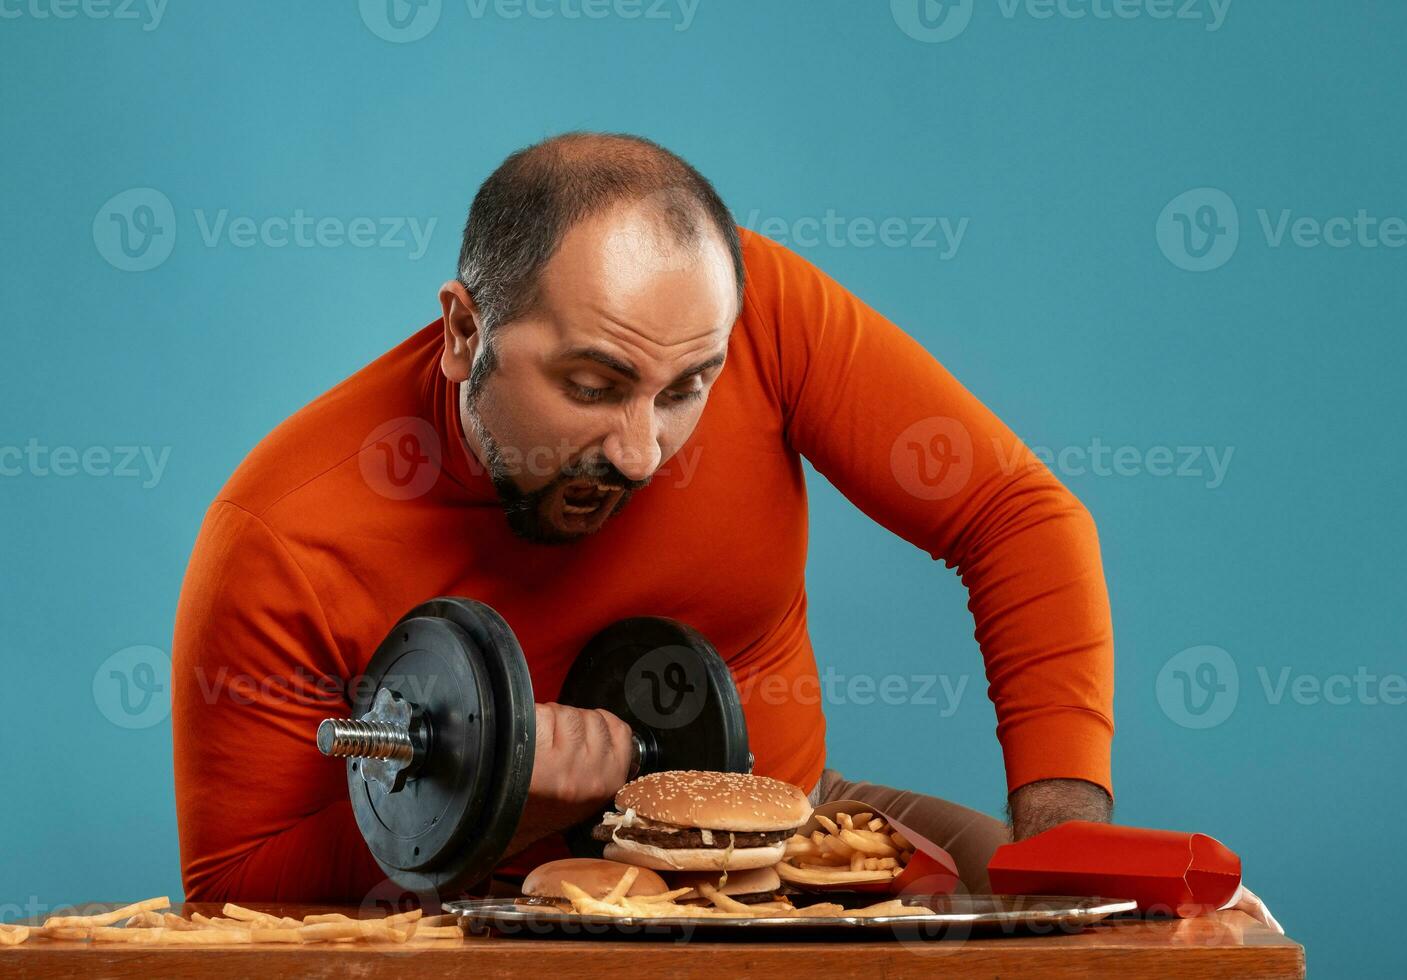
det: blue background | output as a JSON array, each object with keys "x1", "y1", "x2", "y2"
[{"x1": 2, "y1": 1, "x2": 1403, "y2": 974}]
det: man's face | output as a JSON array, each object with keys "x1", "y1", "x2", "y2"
[{"x1": 445, "y1": 202, "x2": 738, "y2": 544}]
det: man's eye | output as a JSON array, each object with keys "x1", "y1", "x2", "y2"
[
  {"x1": 663, "y1": 387, "x2": 705, "y2": 405},
  {"x1": 567, "y1": 382, "x2": 611, "y2": 403}
]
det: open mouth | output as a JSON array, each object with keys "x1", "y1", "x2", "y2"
[{"x1": 560, "y1": 479, "x2": 622, "y2": 514}]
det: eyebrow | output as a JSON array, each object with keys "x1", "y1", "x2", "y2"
[{"x1": 557, "y1": 346, "x2": 727, "y2": 386}]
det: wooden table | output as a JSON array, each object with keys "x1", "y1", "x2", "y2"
[{"x1": 0, "y1": 902, "x2": 1305, "y2": 978}]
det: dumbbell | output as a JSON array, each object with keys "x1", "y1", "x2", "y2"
[{"x1": 314, "y1": 597, "x2": 751, "y2": 894}]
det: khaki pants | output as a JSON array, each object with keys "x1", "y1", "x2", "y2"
[{"x1": 812, "y1": 769, "x2": 1010, "y2": 895}]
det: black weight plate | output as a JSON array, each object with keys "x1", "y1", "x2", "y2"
[
  {"x1": 558, "y1": 617, "x2": 750, "y2": 857},
  {"x1": 350, "y1": 614, "x2": 495, "y2": 883},
  {"x1": 407, "y1": 597, "x2": 536, "y2": 895}
]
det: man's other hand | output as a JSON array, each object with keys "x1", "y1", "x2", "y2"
[{"x1": 1008, "y1": 778, "x2": 1112, "y2": 841}]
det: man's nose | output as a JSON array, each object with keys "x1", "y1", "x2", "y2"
[{"x1": 602, "y1": 402, "x2": 662, "y2": 483}]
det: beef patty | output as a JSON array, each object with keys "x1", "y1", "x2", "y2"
[{"x1": 590, "y1": 823, "x2": 793, "y2": 850}]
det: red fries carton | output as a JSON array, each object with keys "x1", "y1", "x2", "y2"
[
  {"x1": 986, "y1": 821, "x2": 1242, "y2": 915},
  {"x1": 782, "y1": 799, "x2": 961, "y2": 895}
]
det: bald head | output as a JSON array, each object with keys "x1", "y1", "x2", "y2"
[{"x1": 456, "y1": 132, "x2": 744, "y2": 332}]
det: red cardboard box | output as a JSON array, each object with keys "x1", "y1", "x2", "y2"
[{"x1": 986, "y1": 821, "x2": 1242, "y2": 915}]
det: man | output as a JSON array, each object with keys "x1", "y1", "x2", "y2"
[{"x1": 173, "y1": 131, "x2": 1118, "y2": 904}]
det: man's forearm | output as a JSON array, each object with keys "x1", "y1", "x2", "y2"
[{"x1": 1007, "y1": 778, "x2": 1112, "y2": 840}]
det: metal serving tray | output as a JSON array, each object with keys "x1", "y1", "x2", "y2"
[{"x1": 447, "y1": 894, "x2": 1137, "y2": 940}]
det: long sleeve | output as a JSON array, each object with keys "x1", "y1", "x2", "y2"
[
  {"x1": 744, "y1": 232, "x2": 1115, "y2": 796},
  {"x1": 171, "y1": 500, "x2": 384, "y2": 901}
]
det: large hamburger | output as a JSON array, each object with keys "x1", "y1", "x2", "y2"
[{"x1": 591, "y1": 770, "x2": 812, "y2": 872}]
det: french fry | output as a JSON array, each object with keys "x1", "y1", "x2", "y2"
[
  {"x1": 836, "y1": 812, "x2": 853, "y2": 830},
  {"x1": 814, "y1": 814, "x2": 841, "y2": 836},
  {"x1": 839, "y1": 828, "x2": 898, "y2": 857},
  {"x1": 381, "y1": 909, "x2": 424, "y2": 927},
  {"x1": 797, "y1": 903, "x2": 846, "y2": 916},
  {"x1": 850, "y1": 900, "x2": 936, "y2": 917},
  {"x1": 44, "y1": 896, "x2": 170, "y2": 929},
  {"x1": 297, "y1": 922, "x2": 408, "y2": 943},
  {"x1": 776, "y1": 862, "x2": 894, "y2": 886},
  {"x1": 249, "y1": 929, "x2": 303, "y2": 944},
  {"x1": 890, "y1": 829, "x2": 913, "y2": 851},
  {"x1": 0, "y1": 924, "x2": 29, "y2": 946},
  {"x1": 850, "y1": 851, "x2": 865, "y2": 871},
  {"x1": 406, "y1": 925, "x2": 461, "y2": 941},
  {"x1": 154, "y1": 929, "x2": 258, "y2": 945},
  {"x1": 124, "y1": 910, "x2": 165, "y2": 928},
  {"x1": 630, "y1": 888, "x2": 694, "y2": 904},
  {"x1": 602, "y1": 867, "x2": 639, "y2": 904},
  {"x1": 221, "y1": 903, "x2": 280, "y2": 926},
  {"x1": 560, "y1": 881, "x2": 634, "y2": 917},
  {"x1": 161, "y1": 913, "x2": 200, "y2": 931},
  {"x1": 88, "y1": 927, "x2": 161, "y2": 944},
  {"x1": 301, "y1": 913, "x2": 355, "y2": 925},
  {"x1": 851, "y1": 812, "x2": 874, "y2": 827},
  {"x1": 35, "y1": 926, "x2": 92, "y2": 941},
  {"x1": 697, "y1": 883, "x2": 757, "y2": 916},
  {"x1": 867, "y1": 818, "x2": 886, "y2": 832},
  {"x1": 784, "y1": 837, "x2": 819, "y2": 858}
]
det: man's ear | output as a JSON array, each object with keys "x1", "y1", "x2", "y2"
[{"x1": 438, "y1": 280, "x2": 482, "y2": 383}]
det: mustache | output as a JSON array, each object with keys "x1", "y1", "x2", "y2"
[{"x1": 559, "y1": 457, "x2": 651, "y2": 491}]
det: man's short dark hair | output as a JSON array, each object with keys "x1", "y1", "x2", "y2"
[{"x1": 456, "y1": 132, "x2": 745, "y2": 331}]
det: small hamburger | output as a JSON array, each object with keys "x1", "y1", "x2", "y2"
[
  {"x1": 672, "y1": 865, "x2": 784, "y2": 905},
  {"x1": 591, "y1": 770, "x2": 812, "y2": 872},
  {"x1": 521, "y1": 858, "x2": 670, "y2": 910}
]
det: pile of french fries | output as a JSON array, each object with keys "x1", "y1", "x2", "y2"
[
  {"x1": 553, "y1": 866, "x2": 932, "y2": 920},
  {"x1": 0, "y1": 897, "x2": 461, "y2": 947},
  {"x1": 777, "y1": 810, "x2": 917, "y2": 886}
]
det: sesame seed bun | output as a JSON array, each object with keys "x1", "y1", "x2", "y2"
[
  {"x1": 671, "y1": 865, "x2": 782, "y2": 898},
  {"x1": 615, "y1": 770, "x2": 812, "y2": 832},
  {"x1": 521, "y1": 858, "x2": 670, "y2": 900},
  {"x1": 603, "y1": 840, "x2": 786, "y2": 872}
]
